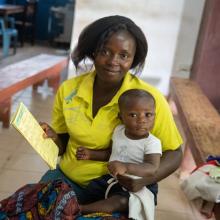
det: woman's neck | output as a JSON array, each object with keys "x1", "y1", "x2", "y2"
[
  {"x1": 94, "y1": 77, "x2": 123, "y2": 94},
  {"x1": 92, "y1": 77, "x2": 123, "y2": 117}
]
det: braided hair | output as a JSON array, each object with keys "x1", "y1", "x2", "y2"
[{"x1": 72, "y1": 15, "x2": 148, "y2": 74}]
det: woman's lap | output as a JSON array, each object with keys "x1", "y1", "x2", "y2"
[
  {"x1": 40, "y1": 168, "x2": 158, "y2": 206},
  {"x1": 39, "y1": 167, "x2": 89, "y2": 204}
]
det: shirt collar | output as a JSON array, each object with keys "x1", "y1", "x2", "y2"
[
  {"x1": 76, "y1": 71, "x2": 134, "y2": 106},
  {"x1": 106, "y1": 72, "x2": 134, "y2": 107},
  {"x1": 76, "y1": 71, "x2": 96, "y2": 104}
]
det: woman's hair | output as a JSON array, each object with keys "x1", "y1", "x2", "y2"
[
  {"x1": 72, "y1": 15, "x2": 148, "y2": 74},
  {"x1": 118, "y1": 89, "x2": 155, "y2": 110}
]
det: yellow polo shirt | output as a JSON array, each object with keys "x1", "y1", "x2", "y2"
[{"x1": 52, "y1": 71, "x2": 183, "y2": 186}]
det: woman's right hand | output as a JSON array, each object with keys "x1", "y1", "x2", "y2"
[
  {"x1": 40, "y1": 122, "x2": 69, "y2": 156},
  {"x1": 40, "y1": 122, "x2": 58, "y2": 143}
]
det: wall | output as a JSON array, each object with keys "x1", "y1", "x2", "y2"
[
  {"x1": 191, "y1": 0, "x2": 220, "y2": 111},
  {"x1": 171, "y1": 0, "x2": 205, "y2": 78},
  {"x1": 171, "y1": 0, "x2": 220, "y2": 110}
]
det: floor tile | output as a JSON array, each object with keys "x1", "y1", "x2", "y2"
[
  {"x1": 4, "y1": 152, "x2": 49, "y2": 172},
  {"x1": 159, "y1": 170, "x2": 182, "y2": 190},
  {"x1": 0, "y1": 130, "x2": 23, "y2": 152},
  {"x1": 155, "y1": 210, "x2": 195, "y2": 220},
  {"x1": 0, "y1": 169, "x2": 44, "y2": 193},
  {"x1": 0, "y1": 151, "x2": 13, "y2": 169},
  {"x1": 157, "y1": 187, "x2": 193, "y2": 215},
  {"x1": 16, "y1": 141, "x2": 38, "y2": 154},
  {"x1": 0, "y1": 191, "x2": 12, "y2": 201}
]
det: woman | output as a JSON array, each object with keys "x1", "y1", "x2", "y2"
[{"x1": 41, "y1": 15, "x2": 183, "y2": 212}]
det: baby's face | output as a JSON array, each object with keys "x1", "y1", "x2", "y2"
[{"x1": 120, "y1": 97, "x2": 155, "y2": 139}]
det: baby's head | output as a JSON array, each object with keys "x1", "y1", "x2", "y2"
[{"x1": 118, "y1": 89, "x2": 155, "y2": 139}]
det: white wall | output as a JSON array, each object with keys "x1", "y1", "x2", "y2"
[{"x1": 171, "y1": 0, "x2": 205, "y2": 79}]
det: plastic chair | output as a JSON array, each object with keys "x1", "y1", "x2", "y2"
[
  {"x1": 15, "y1": 0, "x2": 38, "y2": 46},
  {"x1": 0, "y1": 17, "x2": 18, "y2": 57}
]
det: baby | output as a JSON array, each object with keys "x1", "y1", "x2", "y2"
[{"x1": 77, "y1": 89, "x2": 162, "y2": 214}]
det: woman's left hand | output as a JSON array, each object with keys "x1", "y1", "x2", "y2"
[
  {"x1": 76, "y1": 146, "x2": 91, "y2": 160},
  {"x1": 117, "y1": 174, "x2": 145, "y2": 192}
]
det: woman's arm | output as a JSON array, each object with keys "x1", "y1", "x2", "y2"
[
  {"x1": 149, "y1": 147, "x2": 182, "y2": 182},
  {"x1": 117, "y1": 147, "x2": 182, "y2": 192},
  {"x1": 57, "y1": 133, "x2": 69, "y2": 155}
]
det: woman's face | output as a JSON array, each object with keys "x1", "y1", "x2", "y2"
[{"x1": 94, "y1": 30, "x2": 136, "y2": 84}]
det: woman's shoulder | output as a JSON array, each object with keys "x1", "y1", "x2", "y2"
[{"x1": 126, "y1": 73, "x2": 166, "y2": 102}]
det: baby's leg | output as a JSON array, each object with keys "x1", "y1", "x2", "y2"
[{"x1": 80, "y1": 195, "x2": 128, "y2": 214}]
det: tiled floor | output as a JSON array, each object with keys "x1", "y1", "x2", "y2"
[{"x1": 0, "y1": 0, "x2": 216, "y2": 219}]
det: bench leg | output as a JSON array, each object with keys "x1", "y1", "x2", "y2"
[
  {"x1": 48, "y1": 74, "x2": 60, "y2": 93},
  {"x1": 0, "y1": 98, "x2": 11, "y2": 128},
  {"x1": 33, "y1": 80, "x2": 44, "y2": 92}
]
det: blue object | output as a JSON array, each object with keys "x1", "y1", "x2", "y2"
[
  {"x1": 0, "y1": 17, "x2": 18, "y2": 57},
  {"x1": 0, "y1": 211, "x2": 7, "y2": 220},
  {"x1": 206, "y1": 155, "x2": 220, "y2": 164}
]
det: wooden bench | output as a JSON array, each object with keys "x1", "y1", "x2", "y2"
[
  {"x1": 170, "y1": 77, "x2": 220, "y2": 220},
  {"x1": 0, "y1": 54, "x2": 68, "y2": 128}
]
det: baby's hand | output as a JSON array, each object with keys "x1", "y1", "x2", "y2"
[
  {"x1": 107, "y1": 161, "x2": 127, "y2": 177},
  {"x1": 76, "y1": 146, "x2": 91, "y2": 160}
]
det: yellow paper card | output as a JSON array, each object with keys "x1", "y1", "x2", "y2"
[{"x1": 10, "y1": 102, "x2": 58, "y2": 169}]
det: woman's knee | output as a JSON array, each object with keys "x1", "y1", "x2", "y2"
[
  {"x1": 39, "y1": 167, "x2": 68, "y2": 183},
  {"x1": 40, "y1": 169, "x2": 59, "y2": 183}
]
